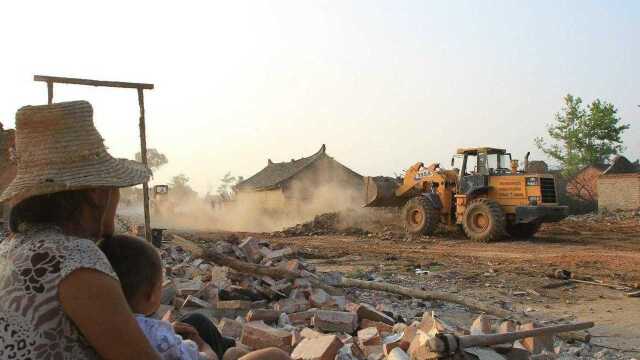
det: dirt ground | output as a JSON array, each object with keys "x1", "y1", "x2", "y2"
[{"x1": 170, "y1": 213, "x2": 640, "y2": 355}]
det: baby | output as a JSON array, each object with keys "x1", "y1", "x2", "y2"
[{"x1": 99, "y1": 234, "x2": 221, "y2": 360}]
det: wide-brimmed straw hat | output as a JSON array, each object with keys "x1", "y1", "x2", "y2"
[{"x1": 0, "y1": 100, "x2": 151, "y2": 205}]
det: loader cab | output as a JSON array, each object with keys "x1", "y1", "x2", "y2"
[{"x1": 453, "y1": 148, "x2": 511, "y2": 195}]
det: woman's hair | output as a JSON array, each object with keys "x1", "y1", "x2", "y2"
[
  {"x1": 8, "y1": 190, "x2": 97, "y2": 232},
  {"x1": 98, "y1": 235, "x2": 162, "y2": 304}
]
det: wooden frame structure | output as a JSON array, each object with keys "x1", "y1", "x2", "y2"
[{"x1": 33, "y1": 75, "x2": 155, "y2": 242}]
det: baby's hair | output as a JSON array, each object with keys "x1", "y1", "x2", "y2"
[{"x1": 99, "y1": 234, "x2": 162, "y2": 304}]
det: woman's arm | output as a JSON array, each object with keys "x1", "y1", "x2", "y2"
[{"x1": 59, "y1": 268, "x2": 160, "y2": 360}]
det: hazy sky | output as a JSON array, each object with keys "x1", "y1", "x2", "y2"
[{"x1": 1, "y1": 1, "x2": 638, "y2": 194}]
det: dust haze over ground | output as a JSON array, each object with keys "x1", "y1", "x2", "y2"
[{"x1": 123, "y1": 181, "x2": 388, "y2": 233}]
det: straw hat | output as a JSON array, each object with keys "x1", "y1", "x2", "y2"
[{"x1": 0, "y1": 100, "x2": 151, "y2": 205}]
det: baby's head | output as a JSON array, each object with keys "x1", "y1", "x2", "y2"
[{"x1": 99, "y1": 234, "x2": 163, "y2": 316}]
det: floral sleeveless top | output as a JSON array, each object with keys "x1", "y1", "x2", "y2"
[{"x1": 0, "y1": 225, "x2": 118, "y2": 359}]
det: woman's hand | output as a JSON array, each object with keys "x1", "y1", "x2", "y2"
[{"x1": 59, "y1": 269, "x2": 160, "y2": 360}]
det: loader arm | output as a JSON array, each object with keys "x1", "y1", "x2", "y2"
[{"x1": 395, "y1": 162, "x2": 424, "y2": 197}]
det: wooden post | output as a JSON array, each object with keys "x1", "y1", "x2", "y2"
[
  {"x1": 47, "y1": 81, "x2": 53, "y2": 104},
  {"x1": 138, "y1": 88, "x2": 152, "y2": 243},
  {"x1": 33, "y1": 75, "x2": 155, "y2": 243}
]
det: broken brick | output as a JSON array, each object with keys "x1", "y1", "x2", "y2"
[
  {"x1": 289, "y1": 310, "x2": 317, "y2": 326},
  {"x1": 217, "y1": 300, "x2": 253, "y2": 310},
  {"x1": 313, "y1": 310, "x2": 358, "y2": 334},
  {"x1": 219, "y1": 318, "x2": 244, "y2": 339},
  {"x1": 357, "y1": 327, "x2": 381, "y2": 347},
  {"x1": 309, "y1": 288, "x2": 332, "y2": 308},
  {"x1": 182, "y1": 295, "x2": 212, "y2": 309},
  {"x1": 240, "y1": 321, "x2": 292, "y2": 352},
  {"x1": 354, "y1": 304, "x2": 394, "y2": 326},
  {"x1": 274, "y1": 298, "x2": 311, "y2": 314},
  {"x1": 291, "y1": 335, "x2": 343, "y2": 360},
  {"x1": 300, "y1": 327, "x2": 323, "y2": 339},
  {"x1": 470, "y1": 314, "x2": 492, "y2": 335},
  {"x1": 518, "y1": 322, "x2": 554, "y2": 355},
  {"x1": 360, "y1": 319, "x2": 393, "y2": 335},
  {"x1": 245, "y1": 309, "x2": 282, "y2": 323},
  {"x1": 239, "y1": 237, "x2": 263, "y2": 263}
]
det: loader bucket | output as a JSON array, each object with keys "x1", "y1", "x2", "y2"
[{"x1": 363, "y1": 176, "x2": 404, "y2": 207}]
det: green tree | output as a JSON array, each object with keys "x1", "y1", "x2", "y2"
[
  {"x1": 535, "y1": 94, "x2": 629, "y2": 176},
  {"x1": 135, "y1": 148, "x2": 168, "y2": 171}
]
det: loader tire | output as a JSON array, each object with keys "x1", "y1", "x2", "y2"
[
  {"x1": 462, "y1": 199, "x2": 506, "y2": 242},
  {"x1": 402, "y1": 196, "x2": 439, "y2": 235},
  {"x1": 506, "y1": 222, "x2": 541, "y2": 238}
]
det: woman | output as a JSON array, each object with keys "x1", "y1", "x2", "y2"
[
  {"x1": 0, "y1": 101, "x2": 291, "y2": 360},
  {"x1": 0, "y1": 100, "x2": 159, "y2": 359}
]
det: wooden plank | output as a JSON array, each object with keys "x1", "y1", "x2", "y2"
[{"x1": 34, "y1": 75, "x2": 154, "y2": 90}]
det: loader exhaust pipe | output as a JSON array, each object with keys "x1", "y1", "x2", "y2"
[{"x1": 524, "y1": 151, "x2": 530, "y2": 173}]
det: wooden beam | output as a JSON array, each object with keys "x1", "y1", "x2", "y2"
[{"x1": 34, "y1": 75, "x2": 154, "y2": 90}]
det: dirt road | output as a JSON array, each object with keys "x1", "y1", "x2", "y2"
[{"x1": 263, "y1": 219, "x2": 640, "y2": 354}]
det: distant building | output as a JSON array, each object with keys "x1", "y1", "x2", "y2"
[
  {"x1": 235, "y1": 144, "x2": 362, "y2": 210},
  {"x1": 597, "y1": 156, "x2": 640, "y2": 211}
]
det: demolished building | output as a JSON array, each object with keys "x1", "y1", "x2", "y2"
[{"x1": 234, "y1": 145, "x2": 362, "y2": 211}]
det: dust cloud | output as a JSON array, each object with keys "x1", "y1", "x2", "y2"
[{"x1": 120, "y1": 180, "x2": 395, "y2": 233}]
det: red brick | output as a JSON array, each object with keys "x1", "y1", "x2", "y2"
[
  {"x1": 240, "y1": 321, "x2": 292, "y2": 352},
  {"x1": 360, "y1": 319, "x2": 393, "y2": 334},
  {"x1": 289, "y1": 311, "x2": 317, "y2": 326},
  {"x1": 217, "y1": 300, "x2": 252, "y2": 310},
  {"x1": 518, "y1": 322, "x2": 554, "y2": 354},
  {"x1": 313, "y1": 310, "x2": 358, "y2": 334},
  {"x1": 245, "y1": 309, "x2": 282, "y2": 323},
  {"x1": 219, "y1": 318, "x2": 244, "y2": 339},
  {"x1": 291, "y1": 335, "x2": 343, "y2": 360},
  {"x1": 354, "y1": 303, "x2": 394, "y2": 326},
  {"x1": 357, "y1": 327, "x2": 381, "y2": 346}
]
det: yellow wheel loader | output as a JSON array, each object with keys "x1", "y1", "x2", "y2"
[{"x1": 364, "y1": 147, "x2": 568, "y2": 242}]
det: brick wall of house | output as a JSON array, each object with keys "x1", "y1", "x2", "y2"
[{"x1": 597, "y1": 174, "x2": 640, "y2": 211}]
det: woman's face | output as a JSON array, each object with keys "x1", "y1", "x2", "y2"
[{"x1": 102, "y1": 188, "x2": 120, "y2": 237}]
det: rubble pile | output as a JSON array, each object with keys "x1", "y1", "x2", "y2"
[
  {"x1": 276, "y1": 213, "x2": 370, "y2": 237},
  {"x1": 157, "y1": 234, "x2": 606, "y2": 360}
]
